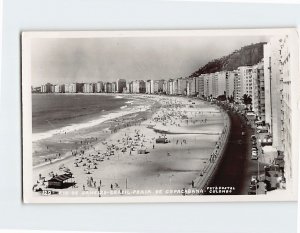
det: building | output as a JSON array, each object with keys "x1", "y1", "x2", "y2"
[
  {"x1": 162, "y1": 80, "x2": 168, "y2": 94},
  {"x1": 95, "y1": 81, "x2": 104, "y2": 93},
  {"x1": 154, "y1": 80, "x2": 164, "y2": 93},
  {"x1": 126, "y1": 82, "x2": 132, "y2": 94},
  {"x1": 64, "y1": 83, "x2": 83, "y2": 93},
  {"x1": 167, "y1": 79, "x2": 173, "y2": 95},
  {"x1": 54, "y1": 84, "x2": 65, "y2": 93},
  {"x1": 146, "y1": 80, "x2": 151, "y2": 94},
  {"x1": 264, "y1": 37, "x2": 282, "y2": 150},
  {"x1": 150, "y1": 80, "x2": 155, "y2": 94},
  {"x1": 83, "y1": 83, "x2": 95, "y2": 93},
  {"x1": 104, "y1": 82, "x2": 112, "y2": 93},
  {"x1": 176, "y1": 78, "x2": 187, "y2": 95},
  {"x1": 198, "y1": 75, "x2": 205, "y2": 97},
  {"x1": 172, "y1": 79, "x2": 178, "y2": 95},
  {"x1": 203, "y1": 73, "x2": 213, "y2": 98},
  {"x1": 252, "y1": 61, "x2": 265, "y2": 121},
  {"x1": 212, "y1": 71, "x2": 226, "y2": 98},
  {"x1": 111, "y1": 82, "x2": 117, "y2": 93},
  {"x1": 280, "y1": 35, "x2": 293, "y2": 181},
  {"x1": 132, "y1": 80, "x2": 146, "y2": 93},
  {"x1": 226, "y1": 71, "x2": 236, "y2": 99},
  {"x1": 41, "y1": 83, "x2": 53, "y2": 93},
  {"x1": 116, "y1": 79, "x2": 126, "y2": 93}
]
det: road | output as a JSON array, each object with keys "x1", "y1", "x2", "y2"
[{"x1": 206, "y1": 106, "x2": 268, "y2": 195}]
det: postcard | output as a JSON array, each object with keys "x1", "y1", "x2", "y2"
[{"x1": 21, "y1": 29, "x2": 299, "y2": 203}]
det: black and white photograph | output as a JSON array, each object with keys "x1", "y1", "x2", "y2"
[{"x1": 21, "y1": 29, "x2": 299, "y2": 203}]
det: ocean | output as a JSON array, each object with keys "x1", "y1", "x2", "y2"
[{"x1": 32, "y1": 94, "x2": 130, "y2": 136}]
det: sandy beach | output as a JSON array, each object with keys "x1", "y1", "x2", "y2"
[{"x1": 32, "y1": 95, "x2": 226, "y2": 197}]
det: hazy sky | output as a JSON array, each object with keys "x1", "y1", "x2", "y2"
[{"x1": 31, "y1": 35, "x2": 268, "y2": 86}]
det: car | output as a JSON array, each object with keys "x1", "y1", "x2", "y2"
[
  {"x1": 251, "y1": 150, "x2": 258, "y2": 159},
  {"x1": 250, "y1": 175, "x2": 258, "y2": 185},
  {"x1": 252, "y1": 147, "x2": 258, "y2": 152},
  {"x1": 248, "y1": 185, "x2": 257, "y2": 195},
  {"x1": 241, "y1": 131, "x2": 245, "y2": 136},
  {"x1": 251, "y1": 135, "x2": 256, "y2": 141}
]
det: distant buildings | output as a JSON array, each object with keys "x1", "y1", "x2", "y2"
[
  {"x1": 96, "y1": 82, "x2": 104, "y2": 93},
  {"x1": 116, "y1": 79, "x2": 126, "y2": 93},
  {"x1": 104, "y1": 82, "x2": 112, "y2": 93},
  {"x1": 65, "y1": 83, "x2": 84, "y2": 93},
  {"x1": 54, "y1": 84, "x2": 65, "y2": 93},
  {"x1": 132, "y1": 80, "x2": 146, "y2": 93},
  {"x1": 41, "y1": 83, "x2": 52, "y2": 93},
  {"x1": 83, "y1": 83, "x2": 95, "y2": 93}
]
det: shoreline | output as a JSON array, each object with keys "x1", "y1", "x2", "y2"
[{"x1": 32, "y1": 94, "x2": 160, "y2": 167}]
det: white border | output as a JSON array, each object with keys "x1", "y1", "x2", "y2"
[{"x1": 22, "y1": 28, "x2": 299, "y2": 203}]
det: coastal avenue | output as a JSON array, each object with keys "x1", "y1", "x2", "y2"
[{"x1": 207, "y1": 105, "x2": 268, "y2": 195}]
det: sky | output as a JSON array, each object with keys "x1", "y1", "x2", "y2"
[{"x1": 30, "y1": 35, "x2": 268, "y2": 87}]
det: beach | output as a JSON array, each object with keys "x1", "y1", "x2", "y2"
[{"x1": 32, "y1": 94, "x2": 226, "y2": 197}]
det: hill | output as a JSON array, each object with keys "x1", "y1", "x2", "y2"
[{"x1": 190, "y1": 42, "x2": 266, "y2": 77}]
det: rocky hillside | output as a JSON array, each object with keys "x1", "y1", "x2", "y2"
[{"x1": 190, "y1": 42, "x2": 266, "y2": 77}]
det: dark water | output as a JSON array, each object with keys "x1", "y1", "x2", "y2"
[{"x1": 32, "y1": 94, "x2": 129, "y2": 133}]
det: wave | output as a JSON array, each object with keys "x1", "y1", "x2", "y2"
[
  {"x1": 125, "y1": 101, "x2": 134, "y2": 104},
  {"x1": 115, "y1": 95, "x2": 123, "y2": 99},
  {"x1": 32, "y1": 105, "x2": 151, "y2": 142}
]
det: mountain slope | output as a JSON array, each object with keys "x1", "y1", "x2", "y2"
[{"x1": 190, "y1": 42, "x2": 266, "y2": 77}]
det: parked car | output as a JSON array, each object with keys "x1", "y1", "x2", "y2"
[
  {"x1": 251, "y1": 135, "x2": 256, "y2": 141},
  {"x1": 252, "y1": 147, "x2": 258, "y2": 151},
  {"x1": 248, "y1": 185, "x2": 257, "y2": 195},
  {"x1": 251, "y1": 151, "x2": 258, "y2": 160},
  {"x1": 250, "y1": 175, "x2": 258, "y2": 185}
]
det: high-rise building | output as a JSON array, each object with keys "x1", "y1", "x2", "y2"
[
  {"x1": 104, "y1": 82, "x2": 112, "y2": 93},
  {"x1": 264, "y1": 37, "x2": 282, "y2": 150},
  {"x1": 198, "y1": 75, "x2": 205, "y2": 97},
  {"x1": 212, "y1": 71, "x2": 227, "y2": 98},
  {"x1": 203, "y1": 73, "x2": 213, "y2": 98},
  {"x1": 177, "y1": 78, "x2": 187, "y2": 95},
  {"x1": 172, "y1": 79, "x2": 178, "y2": 95},
  {"x1": 146, "y1": 80, "x2": 151, "y2": 94},
  {"x1": 64, "y1": 83, "x2": 83, "y2": 93},
  {"x1": 252, "y1": 61, "x2": 265, "y2": 121},
  {"x1": 111, "y1": 82, "x2": 117, "y2": 93},
  {"x1": 132, "y1": 80, "x2": 146, "y2": 93},
  {"x1": 167, "y1": 79, "x2": 173, "y2": 95},
  {"x1": 96, "y1": 81, "x2": 104, "y2": 93},
  {"x1": 83, "y1": 83, "x2": 95, "y2": 93},
  {"x1": 226, "y1": 71, "x2": 236, "y2": 99},
  {"x1": 116, "y1": 79, "x2": 126, "y2": 93},
  {"x1": 154, "y1": 80, "x2": 164, "y2": 93},
  {"x1": 280, "y1": 35, "x2": 293, "y2": 181},
  {"x1": 162, "y1": 80, "x2": 168, "y2": 94},
  {"x1": 54, "y1": 84, "x2": 65, "y2": 93},
  {"x1": 41, "y1": 83, "x2": 52, "y2": 93}
]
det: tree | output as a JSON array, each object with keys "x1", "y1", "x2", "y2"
[{"x1": 242, "y1": 94, "x2": 252, "y2": 105}]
